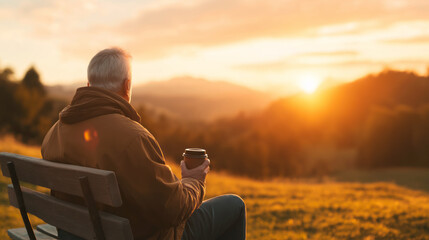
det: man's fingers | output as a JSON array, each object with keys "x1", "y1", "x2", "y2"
[
  {"x1": 201, "y1": 159, "x2": 210, "y2": 168},
  {"x1": 181, "y1": 159, "x2": 210, "y2": 176},
  {"x1": 192, "y1": 160, "x2": 209, "y2": 171},
  {"x1": 180, "y1": 160, "x2": 187, "y2": 170}
]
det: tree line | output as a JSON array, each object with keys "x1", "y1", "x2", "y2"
[
  {"x1": 0, "y1": 66, "x2": 66, "y2": 143},
  {"x1": 145, "y1": 70, "x2": 429, "y2": 178},
  {"x1": 2, "y1": 65, "x2": 429, "y2": 178}
]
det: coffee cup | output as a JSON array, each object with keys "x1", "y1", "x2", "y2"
[{"x1": 183, "y1": 148, "x2": 208, "y2": 169}]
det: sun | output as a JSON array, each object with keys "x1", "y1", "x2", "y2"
[{"x1": 298, "y1": 74, "x2": 322, "y2": 94}]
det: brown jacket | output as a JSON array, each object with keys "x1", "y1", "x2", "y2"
[{"x1": 41, "y1": 87, "x2": 205, "y2": 240}]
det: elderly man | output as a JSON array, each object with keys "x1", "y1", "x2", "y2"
[{"x1": 41, "y1": 47, "x2": 246, "y2": 240}]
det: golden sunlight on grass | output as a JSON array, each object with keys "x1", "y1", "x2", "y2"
[
  {"x1": 1, "y1": 136, "x2": 429, "y2": 239},
  {"x1": 0, "y1": 135, "x2": 45, "y2": 240},
  {"x1": 0, "y1": 135, "x2": 41, "y2": 158},
  {"x1": 298, "y1": 74, "x2": 322, "y2": 94},
  {"x1": 167, "y1": 159, "x2": 429, "y2": 239}
]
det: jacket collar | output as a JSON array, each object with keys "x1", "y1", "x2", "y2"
[{"x1": 59, "y1": 86, "x2": 141, "y2": 124}]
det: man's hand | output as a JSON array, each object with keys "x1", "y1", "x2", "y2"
[{"x1": 181, "y1": 159, "x2": 210, "y2": 183}]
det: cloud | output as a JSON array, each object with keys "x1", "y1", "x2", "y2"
[
  {"x1": 233, "y1": 57, "x2": 429, "y2": 72},
  {"x1": 296, "y1": 51, "x2": 359, "y2": 57},
  {"x1": 234, "y1": 50, "x2": 360, "y2": 72},
  {"x1": 5, "y1": 0, "x2": 429, "y2": 61},
  {"x1": 385, "y1": 36, "x2": 429, "y2": 44},
  {"x1": 113, "y1": 0, "x2": 429, "y2": 59},
  {"x1": 1, "y1": 0, "x2": 141, "y2": 60}
]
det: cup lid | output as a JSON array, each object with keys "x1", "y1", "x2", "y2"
[{"x1": 183, "y1": 148, "x2": 208, "y2": 158}]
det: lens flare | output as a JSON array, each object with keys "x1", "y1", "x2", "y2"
[
  {"x1": 83, "y1": 129, "x2": 98, "y2": 142},
  {"x1": 84, "y1": 130, "x2": 91, "y2": 142}
]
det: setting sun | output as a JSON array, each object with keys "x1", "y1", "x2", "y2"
[{"x1": 298, "y1": 74, "x2": 322, "y2": 94}]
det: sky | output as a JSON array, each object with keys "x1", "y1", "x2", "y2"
[{"x1": 1, "y1": 0, "x2": 429, "y2": 95}]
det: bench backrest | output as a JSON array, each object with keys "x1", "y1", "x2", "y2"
[{"x1": 0, "y1": 152, "x2": 134, "y2": 240}]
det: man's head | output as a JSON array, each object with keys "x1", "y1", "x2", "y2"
[{"x1": 87, "y1": 47, "x2": 132, "y2": 102}]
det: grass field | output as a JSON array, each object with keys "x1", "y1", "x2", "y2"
[{"x1": 1, "y1": 136, "x2": 429, "y2": 239}]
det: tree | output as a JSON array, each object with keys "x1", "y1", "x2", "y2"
[
  {"x1": 0, "y1": 67, "x2": 20, "y2": 129},
  {"x1": 22, "y1": 66, "x2": 45, "y2": 95}
]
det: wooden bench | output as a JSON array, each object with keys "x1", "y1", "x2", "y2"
[{"x1": 0, "y1": 152, "x2": 134, "y2": 240}]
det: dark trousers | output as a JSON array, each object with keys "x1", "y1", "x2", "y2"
[
  {"x1": 58, "y1": 194, "x2": 246, "y2": 240},
  {"x1": 181, "y1": 194, "x2": 247, "y2": 240}
]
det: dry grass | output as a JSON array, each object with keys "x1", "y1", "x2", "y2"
[{"x1": 1, "y1": 135, "x2": 429, "y2": 239}]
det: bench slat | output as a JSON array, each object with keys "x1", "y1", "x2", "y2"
[
  {"x1": 36, "y1": 224, "x2": 58, "y2": 239},
  {"x1": 8, "y1": 228, "x2": 56, "y2": 240},
  {"x1": 0, "y1": 152, "x2": 122, "y2": 207},
  {"x1": 8, "y1": 185, "x2": 134, "y2": 240}
]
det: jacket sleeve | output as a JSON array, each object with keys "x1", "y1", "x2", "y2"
[{"x1": 114, "y1": 132, "x2": 205, "y2": 227}]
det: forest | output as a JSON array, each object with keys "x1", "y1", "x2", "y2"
[{"x1": 2, "y1": 65, "x2": 429, "y2": 178}]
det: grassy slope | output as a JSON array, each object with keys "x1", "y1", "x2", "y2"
[
  {"x1": 1, "y1": 136, "x2": 429, "y2": 239},
  {"x1": 0, "y1": 136, "x2": 45, "y2": 240}
]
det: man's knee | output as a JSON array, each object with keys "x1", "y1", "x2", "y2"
[{"x1": 223, "y1": 194, "x2": 246, "y2": 212}]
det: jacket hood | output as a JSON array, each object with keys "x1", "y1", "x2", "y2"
[{"x1": 59, "y1": 86, "x2": 141, "y2": 124}]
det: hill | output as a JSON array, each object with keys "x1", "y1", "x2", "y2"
[
  {"x1": 46, "y1": 76, "x2": 273, "y2": 121},
  {"x1": 267, "y1": 69, "x2": 429, "y2": 141},
  {"x1": 264, "y1": 70, "x2": 429, "y2": 165},
  {"x1": 132, "y1": 76, "x2": 273, "y2": 121},
  {"x1": 164, "y1": 69, "x2": 429, "y2": 178},
  {"x1": 1, "y1": 137, "x2": 429, "y2": 239}
]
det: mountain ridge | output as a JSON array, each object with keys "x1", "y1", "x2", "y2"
[{"x1": 46, "y1": 76, "x2": 274, "y2": 121}]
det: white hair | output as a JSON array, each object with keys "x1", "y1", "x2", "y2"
[{"x1": 87, "y1": 47, "x2": 132, "y2": 93}]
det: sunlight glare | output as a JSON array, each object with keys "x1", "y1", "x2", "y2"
[{"x1": 298, "y1": 74, "x2": 322, "y2": 94}]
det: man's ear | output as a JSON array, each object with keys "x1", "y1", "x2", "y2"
[
  {"x1": 122, "y1": 78, "x2": 131, "y2": 102},
  {"x1": 123, "y1": 79, "x2": 131, "y2": 92}
]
